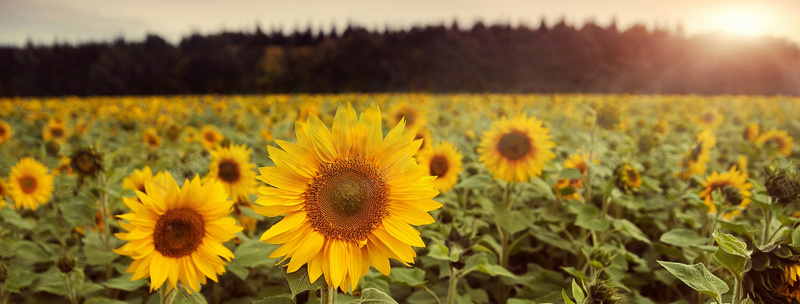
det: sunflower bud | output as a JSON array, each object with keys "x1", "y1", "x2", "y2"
[
  {"x1": 70, "y1": 147, "x2": 103, "y2": 179},
  {"x1": 56, "y1": 254, "x2": 76, "y2": 273},
  {"x1": 588, "y1": 279, "x2": 624, "y2": 304},
  {"x1": 765, "y1": 169, "x2": 800, "y2": 205},
  {"x1": 590, "y1": 247, "x2": 613, "y2": 268}
]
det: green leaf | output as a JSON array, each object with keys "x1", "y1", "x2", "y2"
[
  {"x1": 231, "y1": 239, "x2": 278, "y2": 268},
  {"x1": 14, "y1": 240, "x2": 51, "y2": 263},
  {"x1": 528, "y1": 226, "x2": 573, "y2": 251},
  {"x1": 472, "y1": 258, "x2": 517, "y2": 279},
  {"x1": 612, "y1": 218, "x2": 652, "y2": 244},
  {"x1": 507, "y1": 299, "x2": 537, "y2": 304},
  {"x1": 455, "y1": 174, "x2": 494, "y2": 191},
  {"x1": 571, "y1": 279, "x2": 586, "y2": 304},
  {"x1": 561, "y1": 289, "x2": 577, "y2": 304},
  {"x1": 575, "y1": 205, "x2": 610, "y2": 231},
  {"x1": 559, "y1": 168, "x2": 582, "y2": 180},
  {"x1": 0, "y1": 208, "x2": 36, "y2": 230},
  {"x1": 660, "y1": 228, "x2": 708, "y2": 248},
  {"x1": 103, "y1": 273, "x2": 147, "y2": 291},
  {"x1": 494, "y1": 204, "x2": 529, "y2": 235},
  {"x1": 285, "y1": 266, "x2": 326, "y2": 299},
  {"x1": 347, "y1": 288, "x2": 398, "y2": 304},
  {"x1": 712, "y1": 230, "x2": 749, "y2": 279},
  {"x1": 387, "y1": 268, "x2": 425, "y2": 287},
  {"x1": 254, "y1": 295, "x2": 295, "y2": 304},
  {"x1": 84, "y1": 297, "x2": 128, "y2": 304},
  {"x1": 59, "y1": 198, "x2": 99, "y2": 227},
  {"x1": 427, "y1": 243, "x2": 454, "y2": 262},
  {"x1": 173, "y1": 290, "x2": 209, "y2": 304},
  {"x1": 657, "y1": 261, "x2": 729, "y2": 303},
  {"x1": 82, "y1": 232, "x2": 119, "y2": 265}
]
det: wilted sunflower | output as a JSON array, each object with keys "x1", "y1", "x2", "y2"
[
  {"x1": 199, "y1": 125, "x2": 224, "y2": 149},
  {"x1": 114, "y1": 173, "x2": 243, "y2": 293},
  {"x1": 142, "y1": 127, "x2": 162, "y2": 149},
  {"x1": 743, "y1": 123, "x2": 760, "y2": 143},
  {"x1": 42, "y1": 118, "x2": 69, "y2": 143},
  {"x1": 615, "y1": 164, "x2": 642, "y2": 191},
  {"x1": 756, "y1": 129, "x2": 793, "y2": 156},
  {"x1": 7, "y1": 157, "x2": 54, "y2": 211},
  {"x1": 71, "y1": 147, "x2": 103, "y2": 179},
  {"x1": 478, "y1": 114, "x2": 556, "y2": 182},
  {"x1": 52, "y1": 156, "x2": 74, "y2": 176},
  {"x1": 744, "y1": 244, "x2": 800, "y2": 304},
  {"x1": 700, "y1": 166, "x2": 752, "y2": 219},
  {"x1": 204, "y1": 143, "x2": 257, "y2": 203},
  {"x1": 254, "y1": 104, "x2": 440, "y2": 292},
  {"x1": 0, "y1": 119, "x2": 13, "y2": 144},
  {"x1": 416, "y1": 141, "x2": 463, "y2": 193},
  {"x1": 765, "y1": 168, "x2": 800, "y2": 205}
]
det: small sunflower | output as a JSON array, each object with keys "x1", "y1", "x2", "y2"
[
  {"x1": 71, "y1": 147, "x2": 103, "y2": 179},
  {"x1": 554, "y1": 178, "x2": 582, "y2": 200},
  {"x1": 0, "y1": 119, "x2": 13, "y2": 144},
  {"x1": 416, "y1": 141, "x2": 463, "y2": 194},
  {"x1": 184, "y1": 126, "x2": 199, "y2": 144},
  {"x1": 387, "y1": 101, "x2": 427, "y2": 131},
  {"x1": 654, "y1": 119, "x2": 669, "y2": 136},
  {"x1": 7, "y1": 157, "x2": 54, "y2": 211},
  {"x1": 756, "y1": 129, "x2": 793, "y2": 156},
  {"x1": 478, "y1": 114, "x2": 556, "y2": 182},
  {"x1": 0, "y1": 178, "x2": 8, "y2": 211},
  {"x1": 743, "y1": 123, "x2": 759, "y2": 143},
  {"x1": 53, "y1": 156, "x2": 75, "y2": 176},
  {"x1": 122, "y1": 166, "x2": 167, "y2": 196},
  {"x1": 696, "y1": 110, "x2": 723, "y2": 129},
  {"x1": 413, "y1": 128, "x2": 433, "y2": 152},
  {"x1": 700, "y1": 166, "x2": 753, "y2": 219},
  {"x1": 203, "y1": 144, "x2": 257, "y2": 203},
  {"x1": 676, "y1": 129, "x2": 716, "y2": 179},
  {"x1": 199, "y1": 125, "x2": 224, "y2": 149},
  {"x1": 42, "y1": 118, "x2": 69, "y2": 143},
  {"x1": 114, "y1": 173, "x2": 243, "y2": 293},
  {"x1": 255, "y1": 104, "x2": 440, "y2": 292},
  {"x1": 142, "y1": 127, "x2": 162, "y2": 149},
  {"x1": 615, "y1": 164, "x2": 642, "y2": 191}
]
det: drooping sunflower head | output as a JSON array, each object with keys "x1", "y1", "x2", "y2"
[
  {"x1": 0, "y1": 119, "x2": 13, "y2": 144},
  {"x1": 53, "y1": 156, "x2": 74, "y2": 176},
  {"x1": 614, "y1": 164, "x2": 641, "y2": 191},
  {"x1": 744, "y1": 244, "x2": 800, "y2": 304},
  {"x1": 700, "y1": 166, "x2": 753, "y2": 219},
  {"x1": 70, "y1": 147, "x2": 103, "y2": 179},
  {"x1": 416, "y1": 141, "x2": 464, "y2": 194},
  {"x1": 199, "y1": 125, "x2": 224, "y2": 149},
  {"x1": 756, "y1": 129, "x2": 794, "y2": 156},
  {"x1": 255, "y1": 103, "x2": 441, "y2": 292},
  {"x1": 477, "y1": 114, "x2": 556, "y2": 182},
  {"x1": 7, "y1": 157, "x2": 54, "y2": 211},
  {"x1": 765, "y1": 167, "x2": 800, "y2": 205},
  {"x1": 42, "y1": 118, "x2": 69, "y2": 143},
  {"x1": 142, "y1": 127, "x2": 162, "y2": 149},
  {"x1": 114, "y1": 172, "x2": 243, "y2": 293},
  {"x1": 204, "y1": 143, "x2": 257, "y2": 203},
  {"x1": 744, "y1": 123, "x2": 760, "y2": 143}
]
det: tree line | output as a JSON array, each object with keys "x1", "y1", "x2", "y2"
[{"x1": 1, "y1": 20, "x2": 799, "y2": 97}]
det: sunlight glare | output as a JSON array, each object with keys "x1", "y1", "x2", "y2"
[{"x1": 713, "y1": 9, "x2": 766, "y2": 36}]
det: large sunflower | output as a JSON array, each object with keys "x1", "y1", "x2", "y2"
[
  {"x1": 204, "y1": 144, "x2": 257, "y2": 203},
  {"x1": 254, "y1": 104, "x2": 440, "y2": 292},
  {"x1": 42, "y1": 118, "x2": 69, "y2": 143},
  {"x1": 7, "y1": 157, "x2": 55, "y2": 211},
  {"x1": 477, "y1": 114, "x2": 556, "y2": 182},
  {"x1": 756, "y1": 129, "x2": 793, "y2": 156},
  {"x1": 416, "y1": 141, "x2": 463, "y2": 194},
  {"x1": 700, "y1": 166, "x2": 753, "y2": 219},
  {"x1": 114, "y1": 173, "x2": 242, "y2": 292},
  {"x1": 0, "y1": 119, "x2": 13, "y2": 144}
]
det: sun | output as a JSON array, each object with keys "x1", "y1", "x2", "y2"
[{"x1": 714, "y1": 9, "x2": 767, "y2": 36}]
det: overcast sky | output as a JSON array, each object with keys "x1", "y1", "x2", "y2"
[{"x1": 1, "y1": 0, "x2": 799, "y2": 46}]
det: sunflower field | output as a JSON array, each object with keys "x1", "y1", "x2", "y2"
[{"x1": 0, "y1": 94, "x2": 799, "y2": 304}]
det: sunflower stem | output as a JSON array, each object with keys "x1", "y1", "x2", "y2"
[
  {"x1": 64, "y1": 271, "x2": 78, "y2": 304},
  {"x1": 321, "y1": 286, "x2": 336, "y2": 304},
  {"x1": 446, "y1": 266, "x2": 458, "y2": 304},
  {"x1": 98, "y1": 174, "x2": 115, "y2": 297},
  {"x1": 159, "y1": 285, "x2": 176, "y2": 304},
  {"x1": 762, "y1": 209, "x2": 772, "y2": 246}
]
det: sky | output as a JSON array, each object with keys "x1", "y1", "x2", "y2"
[{"x1": 1, "y1": 0, "x2": 799, "y2": 46}]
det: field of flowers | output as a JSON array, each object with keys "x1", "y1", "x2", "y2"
[{"x1": 0, "y1": 94, "x2": 798, "y2": 304}]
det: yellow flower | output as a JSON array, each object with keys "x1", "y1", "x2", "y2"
[
  {"x1": 778, "y1": 263, "x2": 800, "y2": 301},
  {"x1": 696, "y1": 110, "x2": 723, "y2": 129},
  {"x1": 204, "y1": 144, "x2": 257, "y2": 203},
  {"x1": 478, "y1": 114, "x2": 556, "y2": 182},
  {"x1": 254, "y1": 104, "x2": 440, "y2": 292},
  {"x1": 413, "y1": 128, "x2": 433, "y2": 154},
  {"x1": 654, "y1": 119, "x2": 669, "y2": 136},
  {"x1": 756, "y1": 129, "x2": 793, "y2": 156},
  {"x1": 700, "y1": 166, "x2": 752, "y2": 219},
  {"x1": 554, "y1": 178, "x2": 582, "y2": 200},
  {"x1": 743, "y1": 123, "x2": 759, "y2": 143},
  {"x1": 0, "y1": 119, "x2": 13, "y2": 144},
  {"x1": 615, "y1": 164, "x2": 642, "y2": 190},
  {"x1": 122, "y1": 166, "x2": 167, "y2": 196},
  {"x1": 676, "y1": 129, "x2": 716, "y2": 179},
  {"x1": 184, "y1": 126, "x2": 199, "y2": 144},
  {"x1": 199, "y1": 125, "x2": 224, "y2": 149},
  {"x1": 0, "y1": 178, "x2": 8, "y2": 211},
  {"x1": 416, "y1": 141, "x2": 463, "y2": 194},
  {"x1": 53, "y1": 156, "x2": 75, "y2": 176},
  {"x1": 387, "y1": 101, "x2": 427, "y2": 131},
  {"x1": 7, "y1": 157, "x2": 54, "y2": 211},
  {"x1": 142, "y1": 128, "x2": 162, "y2": 149},
  {"x1": 42, "y1": 118, "x2": 69, "y2": 143},
  {"x1": 114, "y1": 173, "x2": 243, "y2": 293}
]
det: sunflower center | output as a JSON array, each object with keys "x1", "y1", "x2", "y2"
[
  {"x1": 204, "y1": 132, "x2": 216, "y2": 142},
  {"x1": 626, "y1": 169, "x2": 639, "y2": 184},
  {"x1": 75, "y1": 154, "x2": 96, "y2": 173},
  {"x1": 153, "y1": 208, "x2": 205, "y2": 258},
  {"x1": 0, "y1": 126, "x2": 5, "y2": 136},
  {"x1": 429, "y1": 155, "x2": 449, "y2": 177},
  {"x1": 306, "y1": 157, "x2": 388, "y2": 242},
  {"x1": 218, "y1": 160, "x2": 240, "y2": 183},
  {"x1": 51, "y1": 127, "x2": 64, "y2": 138},
  {"x1": 19, "y1": 176, "x2": 37, "y2": 194},
  {"x1": 497, "y1": 130, "x2": 532, "y2": 160}
]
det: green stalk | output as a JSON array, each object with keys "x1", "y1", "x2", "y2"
[
  {"x1": 64, "y1": 272, "x2": 78, "y2": 304},
  {"x1": 446, "y1": 266, "x2": 458, "y2": 304},
  {"x1": 159, "y1": 285, "x2": 176, "y2": 304},
  {"x1": 321, "y1": 286, "x2": 336, "y2": 304}
]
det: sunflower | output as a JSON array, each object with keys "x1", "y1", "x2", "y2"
[
  {"x1": 122, "y1": 166, "x2": 167, "y2": 196},
  {"x1": 0, "y1": 178, "x2": 7, "y2": 211},
  {"x1": 184, "y1": 126, "x2": 199, "y2": 144},
  {"x1": 114, "y1": 173, "x2": 243, "y2": 293},
  {"x1": 743, "y1": 245, "x2": 800, "y2": 303},
  {"x1": 204, "y1": 144, "x2": 257, "y2": 203},
  {"x1": 387, "y1": 101, "x2": 427, "y2": 131},
  {"x1": 696, "y1": 110, "x2": 723, "y2": 129},
  {"x1": 199, "y1": 125, "x2": 224, "y2": 149},
  {"x1": 42, "y1": 118, "x2": 69, "y2": 143},
  {"x1": 614, "y1": 164, "x2": 642, "y2": 191},
  {"x1": 7, "y1": 157, "x2": 54, "y2": 211},
  {"x1": 700, "y1": 166, "x2": 752, "y2": 219},
  {"x1": 53, "y1": 156, "x2": 75, "y2": 176},
  {"x1": 756, "y1": 129, "x2": 793, "y2": 156},
  {"x1": 142, "y1": 127, "x2": 162, "y2": 149},
  {"x1": 0, "y1": 119, "x2": 13, "y2": 144},
  {"x1": 413, "y1": 128, "x2": 433, "y2": 152},
  {"x1": 254, "y1": 104, "x2": 440, "y2": 292},
  {"x1": 477, "y1": 114, "x2": 556, "y2": 182},
  {"x1": 71, "y1": 147, "x2": 103, "y2": 179},
  {"x1": 554, "y1": 178, "x2": 582, "y2": 200},
  {"x1": 654, "y1": 119, "x2": 669, "y2": 136},
  {"x1": 743, "y1": 123, "x2": 759, "y2": 143},
  {"x1": 676, "y1": 129, "x2": 716, "y2": 179},
  {"x1": 416, "y1": 141, "x2": 463, "y2": 194}
]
